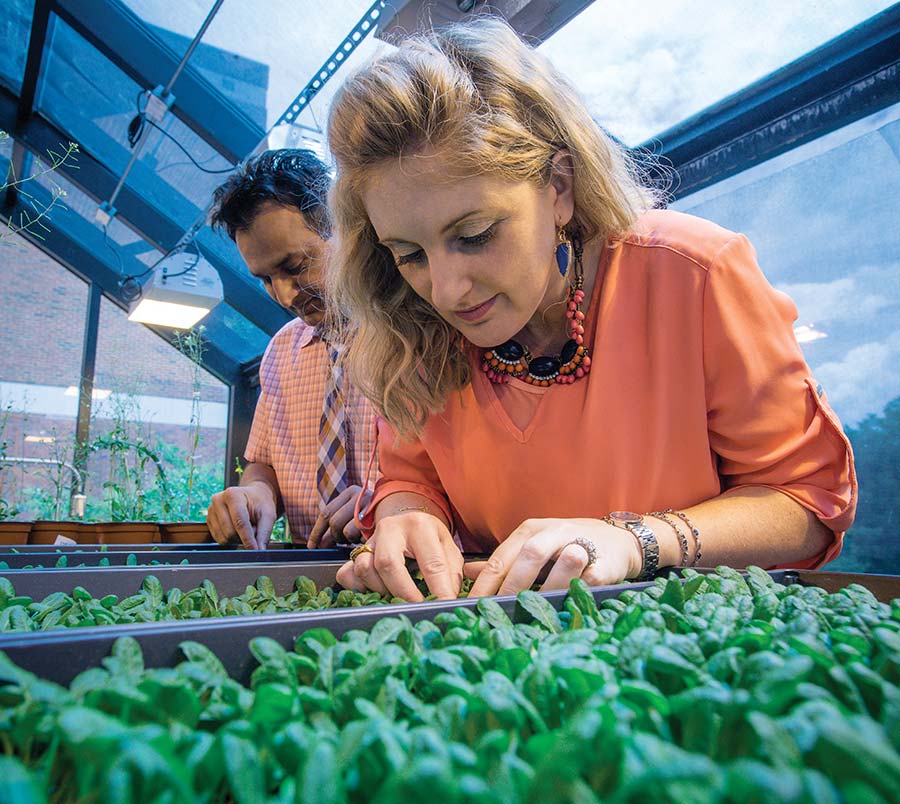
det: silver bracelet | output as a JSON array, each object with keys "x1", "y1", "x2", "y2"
[
  {"x1": 665, "y1": 508, "x2": 702, "y2": 567},
  {"x1": 648, "y1": 511, "x2": 689, "y2": 567}
]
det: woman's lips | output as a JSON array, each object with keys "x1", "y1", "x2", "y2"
[{"x1": 455, "y1": 295, "x2": 497, "y2": 323}]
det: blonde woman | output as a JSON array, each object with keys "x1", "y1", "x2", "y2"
[{"x1": 326, "y1": 18, "x2": 856, "y2": 601}]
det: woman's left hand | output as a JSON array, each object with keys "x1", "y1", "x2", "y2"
[{"x1": 466, "y1": 518, "x2": 643, "y2": 597}]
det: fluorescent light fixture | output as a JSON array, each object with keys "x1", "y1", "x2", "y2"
[
  {"x1": 794, "y1": 324, "x2": 828, "y2": 344},
  {"x1": 128, "y1": 251, "x2": 223, "y2": 329},
  {"x1": 25, "y1": 435, "x2": 56, "y2": 444},
  {"x1": 64, "y1": 386, "x2": 111, "y2": 400}
]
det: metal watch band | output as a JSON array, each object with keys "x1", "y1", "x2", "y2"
[{"x1": 624, "y1": 522, "x2": 659, "y2": 580}]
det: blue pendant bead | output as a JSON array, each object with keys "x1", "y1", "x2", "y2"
[{"x1": 555, "y1": 240, "x2": 571, "y2": 277}]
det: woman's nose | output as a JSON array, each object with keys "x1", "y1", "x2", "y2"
[{"x1": 428, "y1": 255, "x2": 474, "y2": 312}]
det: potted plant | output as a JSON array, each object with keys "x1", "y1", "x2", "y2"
[
  {"x1": 158, "y1": 326, "x2": 213, "y2": 544},
  {"x1": 0, "y1": 400, "x2": 31, "y2": 544},
  {"x1": 82, "y1": 395, "x2": 166, "y2": 544}
]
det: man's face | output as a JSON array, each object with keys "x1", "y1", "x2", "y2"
[{"x1": 236, "y1": 201, "x2": 329, "y2": 327}]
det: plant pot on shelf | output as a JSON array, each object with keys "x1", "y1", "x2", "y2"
[
  {"x1": 80, "y1": 522, "x2": 161, "y2": 545},
  {"x1": 28, "y1": 521, "x2": 82, "y2": 544},
  {"x1": 0, "y1": 521, "x2": 33, "y2": 545},
  {"x1": 158, "y1": 522, "x2": 212, "y2": 544}
]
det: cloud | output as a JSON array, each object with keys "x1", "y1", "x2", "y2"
[
  {"x1": 812, "y1": 330, "x2": 900, "y2": 426},
  {"x1": 777, "y1": 268, "x2": 894, "y2": 326}
]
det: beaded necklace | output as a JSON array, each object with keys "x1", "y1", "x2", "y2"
[{"x1": 481, "y1": 231, "x2": 592, "y2": 386}]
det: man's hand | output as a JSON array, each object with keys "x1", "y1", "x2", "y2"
[
  {"x1": 206, "y1": 480, "x2": 278, "y2": 550},
  {"x1": 308, "y1": 486, "x2": 372, "y2": 548}
]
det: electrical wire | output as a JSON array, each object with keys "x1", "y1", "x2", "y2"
[{"x1": 128, "y1": 91, "x2": 234, "y2": 175}]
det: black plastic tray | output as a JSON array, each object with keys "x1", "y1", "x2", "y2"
[
  {"x1": 0, "y1": 561, "x2": 346, "y2": 599},
  {"x1": 0, "y1": 548, "x2": 351, "y2": 569},
  {"x1": 1, "y1": 570, "x2": 896, "y2": 687},
  {"x1": 0, "y1": 543, "x2": 251, "y2": 553}
]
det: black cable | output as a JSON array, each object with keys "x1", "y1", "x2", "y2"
[{"x1": 129, "y1": 90, "x2": 233, "y2": 174}]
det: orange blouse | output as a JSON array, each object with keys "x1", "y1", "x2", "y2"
[{"x1": 361, "y1": 210, "x2": 857, "y2": 568}]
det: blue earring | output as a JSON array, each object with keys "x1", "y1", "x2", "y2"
[{"x1": 555, "y1": 229, "x2": 571, "y2": 277}]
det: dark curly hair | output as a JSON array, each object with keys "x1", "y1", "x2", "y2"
[{"x1": 210, "y1": 149, "x2": 332, "y2": 240}]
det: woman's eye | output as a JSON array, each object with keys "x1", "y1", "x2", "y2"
[
  {"x1": 285, "y1": 263, "x2": 307, "y2": 276},
  {"x1": 395, "y1": 250, "x2": 425, "y2": 267},
  {"x1": 459, "y1": 223, "x2": 496, "y2": 248}
]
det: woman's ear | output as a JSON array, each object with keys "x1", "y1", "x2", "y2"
[{"x1": 549, "y1": 149, "x2": 576, "y2": 227}]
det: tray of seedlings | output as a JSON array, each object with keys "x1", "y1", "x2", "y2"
[
  {"x1": 0, "y1": 547, "x2": 352, "y2": 570},
  {"x1": 0, "y1": 542, "x2": 255, "y2": 553},
  {"x1": 0, "y1": 565, "x2": 897, "y2": 802}
]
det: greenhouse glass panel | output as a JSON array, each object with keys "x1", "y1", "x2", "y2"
[
  {"x1": 540, "y1": 0, "x2": 897, "y2": 145},
  {"x1": 26, "y1": 157, "x2": 166, "y2": 275},
  {"x1": 0, "y1": 233, "x2": 87, "y2": 522},
  {"x1": 37, "y1": 18, "x2": 215, "y2": 229},
  {"x1": 198, "y1": 301, "x2": 272, "y2": 366},
  {"x1": 88, "y1": 296, "x2": 227, "y2": 522},
  {"x1": 672, "y1": 100, "x2": 900, "y2": 574},
  {"x1": 0, "y1": 0, "x2": 34, "y2": 94},
  {"x1": 123, "y1": 0, "x2": 384, "y2": 130}
]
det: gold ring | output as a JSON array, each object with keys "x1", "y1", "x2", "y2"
[{"x1": 349, "y1": 544, "x2": 375, "y2": 562}]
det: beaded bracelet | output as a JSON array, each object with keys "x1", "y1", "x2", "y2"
[
  {"x1": 664, "y1": 508, "x2": 702, "y2": 567},
  {"x1": 648, "y1": 511, "x2": 690, "y2": 567}
]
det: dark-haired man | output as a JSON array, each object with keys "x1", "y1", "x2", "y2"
[{"x1": 206, "y1": 149, "x2": 376, "y2": 549}]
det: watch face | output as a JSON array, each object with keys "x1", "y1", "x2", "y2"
[{"x1": 608, "y1": 511, "x2": 644, "y2": 525}]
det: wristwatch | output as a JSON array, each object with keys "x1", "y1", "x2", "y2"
[{"x1": 603, "y1": 511, "x2": 659, "y2": 581}]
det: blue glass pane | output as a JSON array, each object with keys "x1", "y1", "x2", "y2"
[
  {"x1": 540, "y1": 0, "x2": 896, "y2": 145},
  {"x1": 122, "y1": 0, "x2": 381, "y2": 129},
  {"x1": 27, "y1": 157, "x2": 166, "y2": 267},
  {"x1": 0, "y1": 0, "x2": 33, "y2": 93},
  {"x1": 37, "y1": 18, "x2": 224, "y2": 230},
  {"x1": 197, "y1": 300, "x2": 271, "y2": 366},
  {"x1": 673, "y1": 101, "x2": 900, "y2": 574}
]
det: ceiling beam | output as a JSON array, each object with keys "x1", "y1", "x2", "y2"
[
  {"x1": 17, "y1": 0, "x2": 54, "y2": 123},
  {"x1": 647, "y1": 4, "x2": 900, "y2": 199}
]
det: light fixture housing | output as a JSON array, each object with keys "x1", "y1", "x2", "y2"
[{"x1": 128, "y1": 251, "x2": 223, "y2": 329}]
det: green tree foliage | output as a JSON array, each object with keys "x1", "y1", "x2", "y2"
[{"x1": 829, "y1": 396, "x2": 900, "y2": 574}]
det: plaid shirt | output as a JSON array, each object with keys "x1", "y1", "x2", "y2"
[{"x1": 245, "y1": 318, "x2": 377, "y2": 542}]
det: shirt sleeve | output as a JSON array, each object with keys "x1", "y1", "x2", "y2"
[
  {"x1": 703, "y1": 234, "x2": 857, "y2": 567},
  {"x1": 243, "y1": 351, "x2": 273, "y2": 467},
  {"x1": 358, "y1": 416, "x2": 453, "y2": 538}
]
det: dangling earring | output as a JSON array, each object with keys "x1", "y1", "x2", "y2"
[{"x1": 555, "y1": 227, "x2": 572, "y2": 278}]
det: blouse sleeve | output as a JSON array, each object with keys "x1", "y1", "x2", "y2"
[
  {"x1": 357, "y1": 416, "x2": 453, "y2": 538},
  {"x1": 703, "y1": 234, "x2": 857, "y2": 567}
]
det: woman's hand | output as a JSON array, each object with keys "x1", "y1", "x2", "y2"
[
  {"x1": 466, "y1": 518, "x2": 643, "y2": 597},
  {"x1": 334, "y1": 510, "x2": 464, "y2": 601}
]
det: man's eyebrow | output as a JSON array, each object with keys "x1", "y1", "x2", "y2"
[{"x1": 252, "y1": 252, "x2": 306, "y2": 276}]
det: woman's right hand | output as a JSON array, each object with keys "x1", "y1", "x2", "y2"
[{"x1": 335, "y1": 510, "x2": 464, "y2": 601}]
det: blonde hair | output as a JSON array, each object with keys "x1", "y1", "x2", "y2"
[{"x1": 327, "y1": 16, "x2": 658, "y2": 439}]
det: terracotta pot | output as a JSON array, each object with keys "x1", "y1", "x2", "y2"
[
  {"x1": 0, "y1": 522, "x2": 32, "y2": 545},
  {"x1": 80, "y1": 522, "x2": 161, "y2": 545},
  {"x1": 158, "y1": 522, "x2": 212, "y2": 544},
  {"x1": 28, "y1": 521, "x2": 83, "y2": 545}
]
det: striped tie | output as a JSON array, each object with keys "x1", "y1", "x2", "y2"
[{"x1": 316, "y1": 342, "x2": 349, "y2": 506}]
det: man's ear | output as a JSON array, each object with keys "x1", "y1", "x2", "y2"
[{"x1": 549, "y1": 149, "x2": 575, "y2": 227}]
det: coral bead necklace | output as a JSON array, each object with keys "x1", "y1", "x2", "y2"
[{"x1": 481, "y1": 230, "x2": 592, "y2": 386}]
